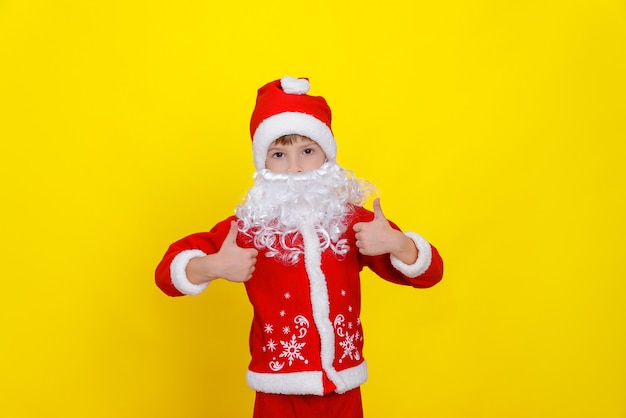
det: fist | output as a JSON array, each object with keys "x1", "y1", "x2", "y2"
[
  {"x1": 216, "y1": 221, "x2": 259, "y2": 282},
  {"x1": 353, "y1": 198, "x2": 400, "y2": 256}
]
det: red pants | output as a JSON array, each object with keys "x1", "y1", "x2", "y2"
[{"x1": 253, "y1": 387, "x2": 363, "y2": 418}]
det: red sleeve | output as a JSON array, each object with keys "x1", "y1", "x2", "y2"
[
  {"x1": 351, "y1": 206, "x2": 444, "y2": 288},
  {"x1": 365, "y1": 244, "x2": 443, "y2": 288},
  {"x1": 154, "y1": 216, "x2": 237, "y2": 296}
]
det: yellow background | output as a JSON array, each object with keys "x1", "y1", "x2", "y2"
[{"x1": 1, "y1": 0, "x2": 625, "y2": 417}]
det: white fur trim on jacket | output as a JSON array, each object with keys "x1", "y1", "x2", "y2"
[
  {"x1": 252, "y1": 112, "x2": 336, "y2": 170},
  {"x1": 246, "y1": 361, "x2": 368, "y2": 395},
  {"x1": 300, "y1": 222, "x2": 355, "y2": 393},
  {"x1": 390, "y1": 232, "x2": 433, "y2": 278},
  {"x1": 170, "y1": 249, "x2": 209, "y2": 295}
]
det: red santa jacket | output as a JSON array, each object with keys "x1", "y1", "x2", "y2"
[{"x1": 155, "y1": 205, "x2": 443, "y2": 395}]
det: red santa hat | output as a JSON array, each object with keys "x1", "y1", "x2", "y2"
[{"x1": 249, "y1": 76, "x2": 336, "y2": 170}]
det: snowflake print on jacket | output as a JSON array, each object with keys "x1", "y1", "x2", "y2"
[
  {"x1": 280, "y1": 335, "x2": 307, "y2": 366},
  {"x1": 267, "y1": 314, "x2": 310, "y2": 371},
  {"x1": 334, "y1": 314, "x2": 362, "y2": 363}
]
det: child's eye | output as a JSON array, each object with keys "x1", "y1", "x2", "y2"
[
  {"x1": 303, "y1": 148, "x2": 314, "y2": 155},
  {"x1": 273, "y1": 152, "x2": 284, "y2": 158}
]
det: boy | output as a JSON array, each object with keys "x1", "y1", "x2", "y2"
[{"x1": 155, "y1": 76, "x2": 444, "y2": 418}]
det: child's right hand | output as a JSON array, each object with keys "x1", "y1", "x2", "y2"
[
  {"x1": 185, "y1": 221, "x2": 258, "y2": 284},
  {"x1": 216, "y1": 221, "x2": 259, "y2": 282}
]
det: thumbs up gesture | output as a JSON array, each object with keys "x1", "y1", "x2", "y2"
[
  {"x1": 215, "y1": 221, "x2": 259, "y2": 282},
  {"x1": 186, "y1": 221, "x2": 258, "y2": 284},
  {"x1": 353, "y1": 198, "x2": 418, "y2": 264}
]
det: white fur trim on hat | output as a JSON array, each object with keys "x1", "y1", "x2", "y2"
[
  {"x1": 390, "y1": 232, "x2": 433, "y2": 278},
  {"x1": 170, "y1": 249, "x2": 209, "y2": 295},
  {"x1": 252, "y1": 112, "x2": 337, "y2": 170}
]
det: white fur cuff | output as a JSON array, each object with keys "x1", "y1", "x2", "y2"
[
  {"x1": 390, "y1": 232, "x2": 432, "y2": 278},
  {"x1": 170, "y1": 249, "x2": 209, "y2": 295}
]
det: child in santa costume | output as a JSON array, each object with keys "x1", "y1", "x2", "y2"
[{"x1": 155, "y1": 76, "x2": 444, "y2": 418}]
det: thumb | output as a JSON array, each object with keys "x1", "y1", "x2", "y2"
[
  {"x1": 372, "y1": 198, "x2": 386, "y2": 221},
  {"x1": 224, "y1": 220, "x2": 239, "y2": 244}
]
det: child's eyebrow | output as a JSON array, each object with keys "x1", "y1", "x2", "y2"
[
  {"x1": 266, "y1": 144, "x2": 287, "y2": 152},
  {"x1": 297, "y1": 140, "x2": 318, "y2": 148}
]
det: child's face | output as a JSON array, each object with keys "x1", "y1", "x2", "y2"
[{"x1": 265, "y1": 136, "x2": 327, "y2": 173}]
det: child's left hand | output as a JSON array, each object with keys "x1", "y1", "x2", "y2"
[{"x1": 353, "y1": 198, "x2": 419, "y2": 264}]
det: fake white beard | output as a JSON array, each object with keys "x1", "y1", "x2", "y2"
[{"x1": 235, "y1": 162, "x2": 372, "y2": 265}]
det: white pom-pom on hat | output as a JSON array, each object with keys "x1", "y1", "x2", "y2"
[{"x1": 280, "y1": 76, "x2": 311, "y2": 95}]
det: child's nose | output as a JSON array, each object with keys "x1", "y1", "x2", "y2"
[{"x1": 287, "y1": 158, "x2": 302, "y2": 173}]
